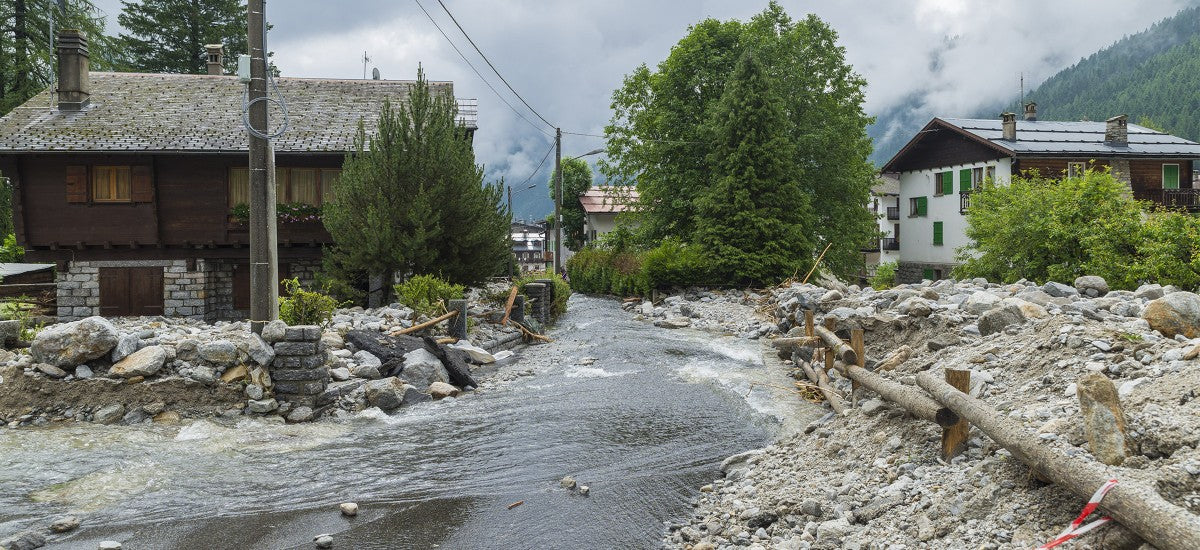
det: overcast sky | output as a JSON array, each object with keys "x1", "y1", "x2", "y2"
[{"x1": 91, "y1": 0, "x2": 1196, "y2": 220}]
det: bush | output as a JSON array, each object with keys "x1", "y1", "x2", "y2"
[
  {"x1": 642, "y1": 238, "x2": 711, "y2": 288},
  {"x1": 870, "y1": 261, "x2": 897, "y2": 290},
  {"x1": 565, "y1": 246, "x2": 650, "y2": 297},
  {"x1": 514, "y1": 271, "x2": 571, "y2": 318},
  {"x1": 1126, "y1": 209, "x2": 1200, "y2": 289},
  {"x1": 0, "y1": 234, "x2": 23, "y2": 263},
  {"x1": 394, "y1": 274, "x2": 465, "y2": 318},
  {"x1": 313, "y1": 272, "x2": 366, "y2": 306},
  {"x1": 279, "y1": 278, "x2": 342, "y2": 327}
]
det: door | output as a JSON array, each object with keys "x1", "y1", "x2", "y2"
[
  {"x1": 99, "y1": 267, "x2": 164, "y2": 316},
  {"x1": 1164, "y1": 164, "x2": 1181, "y2": 190},
  {"x1": 233, "y1": 262, "x2": 290, "y2": 310}
]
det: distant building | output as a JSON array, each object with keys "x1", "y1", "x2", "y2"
[
  {"x1": 579, "y1": 186, "x2": 640, "y2": 245},
  {"x1": 511, "y1": 221, "x2": 547, "y2": 273},
  {"x1": 881, "y1": 103, "x2": 1200, "y2": 283},
  {"x1": 861, "y1": 174, "x2": 900, "y2": 277}
]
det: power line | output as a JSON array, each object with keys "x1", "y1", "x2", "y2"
[
  {"x1": 562, "y1": 129, "x2": 703, "y2": 145},
  {"x1": 412, "y1": 0, "x2": 553, "y2": 138},
  {"x1": 435, "y1": 0, "x2": 556, "y2": 129},
  {"x1": 515, "y1": 141, "x2": 557, "y2": 188}
]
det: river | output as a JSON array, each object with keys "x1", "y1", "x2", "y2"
[{"x1": 0, "y1": 295, "x2": 819, "y2": 549}]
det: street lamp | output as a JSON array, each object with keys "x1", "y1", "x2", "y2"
[
  {"x1": 554, "y1": 145, "x2": 605, "y2": 275},
  {"x1": 507, "y1": 182, "x2": 538, "y2": 220}
]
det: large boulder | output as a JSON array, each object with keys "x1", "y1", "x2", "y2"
[
  {"x1": 977, "y1": 305, "x2": 1026, "y2": 336},
  {"x1": 896, "y1": 297, "x2": 932, "y2": 317},
  {"x1": 1073, "y1": 276, "x2": 1109, "y2": 298},
  {"x1": 1042, "y1": 281, "x2": 1079, "y2": 299},
  {"x1": 247, "y1": 334, "x2": 275, "y2": 366},
  {"x1": 364, "y1": 378, "x2": 428, "y2": 411},
  {"x1": 109, "y1": 345, "x2": 168, "y2": 378},
  {"x1": 198, "y1": 340, "x2": 238, "y2": 366},
  {"x1": 401, "y1": 348, "x2": 449, "y2": 391},
  {"x1": 31, "y1": 316, "x2": 119, "y2": 368},
  {"x1": 963, "y1": 292, "x2": 1001, "y2": 315},
  {"x1": 1141, "y1": 291, "x2": 1200, "y2": 338}
]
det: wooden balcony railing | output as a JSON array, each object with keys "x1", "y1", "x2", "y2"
[
  {"x1": 882, "y1": 237, "x2": 900, "y2": 251},
  {"x1": 886, "y1": 206, "x2": 900, "y2": 220},
  {"x1": 959, "y1": 191, "x2": 972, "y2": 214},
  {"x1": 1133, "y1": 188, "x2": 1200, "y2": 212}
]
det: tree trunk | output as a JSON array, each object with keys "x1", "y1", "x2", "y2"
[
  {"x1": 917, "y1": 369, "x2": 1200, "y2": 550},
  {"x1": 832, "y1": 359, "x2": 957, "y2": 427}
]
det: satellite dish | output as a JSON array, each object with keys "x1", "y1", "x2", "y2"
[{"x1": 372, "y1": 68, "x2": 380, "y2": 80}]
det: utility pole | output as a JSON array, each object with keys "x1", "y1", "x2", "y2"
[
  {"x1": 247, "y1": 0, "x2": 278, "y2": 334},
  {"x1": 553, "y1": 127, "x2": 562, "y2": 275}
]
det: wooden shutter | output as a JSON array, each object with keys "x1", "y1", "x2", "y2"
[
  {"x1": 65, "y1": 165, "x2": 88, "y2": 203},
  {"x1": 1164, "y1": 164, "x2": 1180, "y2": 190},
  {"x1": 131, "y1": 166, "x2": 154, "y2": 202},
  {"x1": 941, "y1": 172, "x2": 954, "y2": 195},
  {"x1": 917, "y1": 197, "x2": 928, "y2": 216},
  {"x1": 933, "y1": 221, "x2": 944, "y2": 245},
  {"x1": 959, "y1": 169, "x2": 973, "y2": 193}
]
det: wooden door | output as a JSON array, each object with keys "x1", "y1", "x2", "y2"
[
  {"x1": 99, "y1": 267, "x2": 164, "y2": 316},
  {"x1": 233, "y1": 262, "x2": 289, "y2": 310}
]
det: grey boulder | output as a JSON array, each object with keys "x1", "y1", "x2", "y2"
[
  {"x1": 1042, "y1": 281, "x2": 1079, "y2": 298},
  {"x1": 1141, "y1": 291, "x2": 1200, "y2": 339},
  {"x1": 109, "y1": 345, "x2": 168, "y2": 378},
  {"x1": 977, "y1": 305, "x2": 1026, "y2": 336},
  {"x1": 1073, "y1": 275, "x2": 1109, "y2": 297},
  {"x1": 400, "y1": 348, "x2": 449, "y2": 391},
  {"x1": 198, "y1": 340, "x2": 238, "y2": 366},
  {"x1": 31, "y1": 316, "x2": 119, "y2": 368}
]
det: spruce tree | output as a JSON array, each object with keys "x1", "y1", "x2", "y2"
[
  {"x1": 0, "y1": 0, "x2": 115, "y2": 115},
  {"x1": 116, "y1": 0, "x2": 247, "y2": 74},
  {"x1": 693, "y1": 50, "x2": 813, "y2": 285}
]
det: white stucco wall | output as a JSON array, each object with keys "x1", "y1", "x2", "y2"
[
  {"x1": 897, "y1": 158, "x2": 1012, "y2": 265},
  {"x1": 584, "y1": 212, "x2": 618, "y2": 242}
]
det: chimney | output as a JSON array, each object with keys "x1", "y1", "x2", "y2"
[
  {"x1": 1001, "y1": 112, "x2": 1017, "y2": 141},
  {"x1": 1105, "y1": 114, "x2": 1128, "y2": 146},
  {"x1": 56, "y1": 30, "x2": 90, "y2": 111},
  {"x1": 1024, "y1": 101, "x2": 1037, "y2": 121},
  {"x1": 205, "y1": 44, "x2": 224, "y2": 75}
]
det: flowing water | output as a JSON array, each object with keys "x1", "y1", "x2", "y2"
[{"x1": 0, "y1": 295, "x2": 820, "y2": 549}]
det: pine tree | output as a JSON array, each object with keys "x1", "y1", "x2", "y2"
[
  {"x1": 116, "y1": 0, "x2": 247, "y2": 74},
  {"x1": 693, "y1": 50, "x2": 814, "y2": 285},
  {"x1": 0, "y1": 0, "x2": 115, "y2": 115}
]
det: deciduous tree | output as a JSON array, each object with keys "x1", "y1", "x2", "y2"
[{"x1": 548, "y1": 157, "x2": 591, "y2": 251}]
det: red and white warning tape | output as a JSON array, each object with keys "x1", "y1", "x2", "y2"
[{"x1": 1035, "y1": 478, "x2": 1119, "y2": 549}]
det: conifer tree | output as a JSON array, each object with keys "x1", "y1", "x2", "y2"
[
  {"x1": 0, "y1": 0, "x2": 115, "y2": 115},
  {"x1": 116, "y1": 0, "x2": 247, "y2": 74},
  {"x1": 693, "y1": 50, "x2": 814, "y2": 285}
]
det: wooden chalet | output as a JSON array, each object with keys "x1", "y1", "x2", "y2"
[{"x1": 0, "y1": 31, "x2": 477, "y2": 321}]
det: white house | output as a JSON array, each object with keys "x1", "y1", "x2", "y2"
[
  {"x1": 510, "y1": 221, "x2": 547, "y2": 273},
  {"x1": 882, "y1": 103, "x2": 1200, "y2": 283},
  {"x1": 579, "y1": 186, "x2": 639, "y2": 245},
  {"x1": 863, "y1": 174, "x2": 900, "y2": 277}
]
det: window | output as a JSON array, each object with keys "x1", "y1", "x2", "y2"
[
  {"x1": 229, "y1": 167, "x2": 343, "y2": 207},
  {"x1": 922, "y1": 268, "x2": 934, "y2": 281},
  {"x1": 1163, "y1": 164, "x2": 1180, "y2": 190},
  {"x1": 933, "y1": 221, "x2": 944, "y2": 246},
  {"x1": 934, "y1": 172, "x2": 950, "y2": 196},
  {"x1": 909, "y1": 196, "x2": 928, "y2": 217},
  {"x1": 1068, "y1": 162, "x2": 1086, "y2": 179},
  {"x1": 972, "y1": 167, "x2": 983, "y2": 189},
  {"x1": 92, "y1": 166, "x2": 132, "y2": 202},
  {"x1": 985, "y1": 165, "x2": 996, "y2": 182}
]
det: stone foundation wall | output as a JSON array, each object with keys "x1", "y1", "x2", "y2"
[
  {"x1": 204, "y1": 260, "x2": 236, "y2": 322},
  {"x1": 897, "y1": 261, "x2": 959, "y2": 284},
  {"x1": 56, "y1": 264, "x2": 99, "y2": 319},
  {"x1": 163, "y1": 260, "x2": 209, "y2": 319}
]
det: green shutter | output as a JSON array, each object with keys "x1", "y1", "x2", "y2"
[
  {"x1": 923, "y1": 268, "x2": 934, "y2": 280},
  {"x1": 933, "y1": 221, "x2": 944, "y2": 246},
  {"x1": 959, "y1": 169, "x2": 973, "y2": 193},
  {"x1": 917, "y1": 196, "x2": 928, "y2": 216},
  {"x1": 1164, "y1": 164, "x2": 1180, "y2": 190},
  {"x1": 941, "y1": 172, "x2": 953, "y2": 195}
]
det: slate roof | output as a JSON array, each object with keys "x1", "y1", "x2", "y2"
[
  {"x1": 871, "y1": 173, "x2": 899, "y2": 195},
  {"x1": 0, "y1": 72, "x2": 477, "y2": 153},
  {"x1": 579, "y1": 186, "x2": 640, "y2": 214},
  {"x1": 940, "y1": 117, "x2": 1200, "y2": 157},
  {"x1": 0, "y1": 263, "x2": 54, "y2": 278}
]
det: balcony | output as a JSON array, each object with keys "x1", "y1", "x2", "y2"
[
  {"x1": 1134, "y1": 188, "x2": 1200, "y2": 212},
  {"x1": 882, "y1": 237, "x2": 900, "y2": 251},
  {"x1": 886, "y1": 206, "x2": 900, "y2": 220},
  {"x1": 959, "y1": 191, "x2": 972, "y2": 214}
]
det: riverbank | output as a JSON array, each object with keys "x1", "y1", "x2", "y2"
[{"x1": 637, "y1": 277, "x2": 1200, "y2": 549}]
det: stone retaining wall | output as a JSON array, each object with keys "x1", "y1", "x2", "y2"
[
  {"x1": 267, "y1": 324, "x2": 328, "y2": 413},
  {"x1": 897, "y1": 261, "x2": 959, "y2": 285}
]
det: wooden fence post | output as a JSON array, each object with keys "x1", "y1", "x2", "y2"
[
  {"x1": 850, "y1": 328, "x2": 865, "y2": 405},
  {"x1": 941, "y1": 368, "x2": 971, "y2": 461},
  {"x1": 804, "y1": 310, "x2": 814, "y2": 338}
]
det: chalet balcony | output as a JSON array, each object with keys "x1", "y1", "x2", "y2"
[
  {"x1": 886, "y1": 206, "x2": 900, "y2": 220},
  {"x1": 959, "y1": 191, "x2": 973, "y2": 214},
  {"x1": 1134, "y1": 188, "x2": 1200, "y2": 212},
  {"x1": 861, "y1": 240, "x2": 881, "y2": 252},
  {"x1": 226, "y1": 221, "x2": 333, "y2": 246},
  {"x1": 882, "y1": 237, "x2": 900, "y2": 251}
]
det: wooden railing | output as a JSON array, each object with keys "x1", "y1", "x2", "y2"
[
  {"x1": 1133, "y1": 188, "x2": 1200, "y2": 212},
  {"x1": 882, "y1": 237, "x2": 899, "y2": 251},
  {"x1": 886, "y1": 206, "x2": 900, "y2": 220}
]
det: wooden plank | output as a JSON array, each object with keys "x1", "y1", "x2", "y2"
[
  {"x1": 500, "y1": 286, "x2": 519, "y2": 325},
  {"x1": 940, "y1": 368, "x2": 971, "y2": 462},
  {"x1": 804, "y1": 310, "x2": 814, "y2": 338},
  {"x1": 98, "y1": 267, "x2": 126, "y2": 316},
  {"x1": 850, "y1": 329, "x2": 865, "y2": 404},
  {"x1": 65, "y1": 165, "x2": 88, "y2": 203},
  {"x1": 131, "y1": 165, "x2": 154, "y2": 202},
  {"x1": 132, "y1": 267, "x2": 164, "y2": 316}
]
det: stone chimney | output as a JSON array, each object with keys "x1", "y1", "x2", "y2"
[
  {"x1": 1024, "y1": 102, "x2": 1037, "y2": 121},
  {"x1": 1105, "y1": 115, "x2": 1128, "y2": 146},
  {"x1": 205, "y1": 44, "x2": 224, "y2": 75},
  {"x1": 56, "y1": 30, "x2": 90, "y2": 111},
  {"x1": 1001, "y1": 112, "x2": 1017, "y2": 141}
]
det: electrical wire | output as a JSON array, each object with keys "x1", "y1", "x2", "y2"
[
  {"x1": 412, "y1": 0, "x2": 553, "y2": 138},
  {"x1": 435, "y1": 0, "x2": 556, "y2": 130},
  {"x1": 562, "y1": 130, "x2": 703, "y2": 145},
  {"x1": 242, "y1": 0, "x2": 289, "y2": 140},
  {"x1": 514, "y1": 141, "x2": 557, "y2": 188}
]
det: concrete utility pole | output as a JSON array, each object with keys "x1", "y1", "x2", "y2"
[
  {"x1": 247, "y1": 0, "x2": 278, "y2": 334},
  {"x1": 553, "y1": 127, "x2": 562, "y2": 275}
]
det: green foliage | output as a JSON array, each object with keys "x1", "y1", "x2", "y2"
[
  {"x1": 870, "y1": 261, "x2": 898, "y2": 290},
  {"x1": 603, "y1": 2, "x2": 876, "y2": 281},
  {"x1": 0, "y1": 174, "x2": 12, "y2": 238},
  {"x1": 229, "y1": 202, "x2": 322, "y2": 224},
  {"x1": 0, "y1": 234, "x2": 21, "y2": 263},
  {"x1": 514, "y1": 271, "x2": 571, "y2": 318},
  {"x1": 1125, "y1": 208, "x2": 1200, "y2": 289},
  {"x1": 312, "y1": 272, "x2": 365, "y2": 306},
  {"x1": 394, "y1": 274, "x2": 464, "y2": 318},
  {"x1": 322, "y1": 67, "x2": 511, "y2": 292},
  {"x1": 549, "y1": 158, "x2": 592, "y2": 250},
  {"x1": 564, "y1": 246, "x2": 650, "y2": 297},
  {"x1": 115, "y1": 0, "x2": 254, "y2": 75},
  {"x1": 278, "y1": 278, "x2": 342, "y2": 327},
  {"x1": 642, "y1": 238, "x2": 710, "y2": 288}
]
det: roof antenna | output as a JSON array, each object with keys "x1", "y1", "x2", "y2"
[
  {"x1": 1019, "y1": 72, "x2": 1024, "y2": 113},
  {"x1": 362, "y1": 51, "x2": 371, "y2": 79}
]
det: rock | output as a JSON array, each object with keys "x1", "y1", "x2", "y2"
[
  {"x1": 98, "y1": 542, "x2": 122, "y2": 550},
  {"x1": 816, "y1": 517, "x2": 853, "y2": 542},
  {"x1": 110, "y1": 333, "x2": 140, "y2": 362},
  {"x1": 927, "y1": 334, "x2": 960, "y2": 351},
  {"x1": 330, "y1": 367, "x2": 351, "y2": 381},
  {"x1": 977, "y1": 305, "x2": 1025, "y2": 336},
  {"x1": 364, "y1": 378, "x2": 408, "y2": 412},
  {"x1": 0, "y1": 319, "x2": 18, "y2": 345},
  {"x1": 75, "y1": 365, "x2": 94, "y2": 379},
  {"x1": 30, "y1": 316, "x2": 119, "y2": 368},
  {"x1": 246, "y1": 398, "x2": 278, "y2": 414},
  {"x1": 800, "y1": 499, "x2": 824, "y2": 518},
  {"x1": 152, "y1": 411, "x2": 181, "y2": 424},
  {"x1": 560, "y1": 475, "x2": 577, "y2": 489},
  {"x1": 261, "y1": 319, "x2": 287, "y2": 343},
  {"x1": 1118, "y1": 378, "x2": 1149, "y2": 399},
  {"x1": 963, "y1": 292, "x2": 1001, "y2": 315},
  {"x1": 313, "y1": 534, "x2": 333, "y2": 549},
  {"x1": 321, "y1": 332, "x2": 345, "y2": 350},
  {"x1": 1077, "y1": 373, "x2": 1130, "y2": 466},
  {"x1": 1002, "y1": 297, "x2": 1048, "y2": 320},
  {"x1": 286, "y1": 406, "x2": 315, "y2": 422},
  {"x1": 578, "y1": 484, "x2": 590, "y2": 496},
  {"x1": 244, "y1": 384, "x2": 264, "y2": 400},
  {"x1": 1043, "y1": 281, "x2": 1079, "y2": 298},
  {"x1": 35, "y1": 363, "x2": 67, "y2": 378},
  {"x1": 640, "y1": 302, "x2": 654, "y2": 316},
  {"x1": 220, "y1": 364, "x2": 249, "y2": 383},
  {"x1": 0, "y1": 530, "x2": 46, "y2": 550},
  {"x1": 198, "y1": 340, "x2": 238, "y2": 365},
  {"x1": 896, "y1": 297, "x2": 932, "y2": 317},
  {"x1": 350, "y1": 363, "x2": 382, "y2": 380},
  {"x1": 188, "y1": 365, "x2": 216, "y2": 385},
  {"x1": 447, "y1": 342, "x2": 496, "y2": 364},
  {"x1": 247, "y1": 334, "x2": 275, "y2": 366},
  {"x1": 1141, "y1": 291, "x2": 1200, "y2": 338},
  {"x1": 1074, "y1": 275, "x2": 1109, "y2": 297},
  {"x1": 428, "y1": 381, "x2": 460, "y2": 399},
  {"x1": 93, "y1": 403, "x2": 125, "y2": 424},
  {"x1": 353, "y1": 350, "x2": 382, "y2": 368},
  {"x1": 1135, "y1": 284, "x2": 1165, "y2": 301},
  {"x1": 49, "y1": 516, "x2": 80, "y2": 533},
  {"x1": 110, "y1": 345, "x2": 168, "y2": 378},
  {"x1": 653, "y1": 318, "x2": 691, "y2": 329},
  {"x1": 821, "y1": 289, "x2": 843, "y2": 302},
  {"x1": 340, "y1": 502, "x2": 359, "y2": 517},
  {"x1": 401, "y1": 348, "x2": 450, "y2": 391},
  {"x1": 860, "y1": 398, "x2": 886, "y2": 415}
]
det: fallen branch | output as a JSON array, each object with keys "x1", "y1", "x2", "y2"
[
  {"x1": 917, "y1": 369, "x2": 1200, "y2": 550},
  {"x1": 875, "y1": 345, "x2": 913, "y2": 372},
  {"x1": 813, "y1": 325, "x2": 858, "y2": 364},
  {"x1": 396, "y1": 310, "x2": 458, "y2": 335},
  {"x1": 800, "y1": 359, "x2": 846, "y2": 414},
  {"x1": 801, "y1": 243, "x2": 833, "y2": 285},
  {"x1": 514, "y1": 321, "x2": 551, "y2": 343},
  {"x1": 500, "y1": 286, "x2": 519, "y2": 325},
  {"x1": 832, "y1": 359, "x2": 957, "y2": 427}
]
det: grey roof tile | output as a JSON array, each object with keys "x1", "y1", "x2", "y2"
[{"x1": 939, "y1": 117, "x2": 1200, "y2": 156}]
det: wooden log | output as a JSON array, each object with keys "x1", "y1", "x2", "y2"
[
  {"x1": 832, "y1": 359, "x2": 958, "y2": 427},
  {"x1": 800, "y1": 359, "x2": 846, "y2": 415},
  {"x1": 916, "y1": 369, "x2": 1200, "y2": 550},
  {"x1": 813, "y1": 325, "x2": 857, "y2": 365},
  {"x1": 770, "y1": 336, "x2": 820, "y2": 352},
  {"x1": 422, "y1": 336, "x2": 479, "y2": 389},
  {"x1": 940, "y1": 369, "x2": 971, "y2": 462},
  {"x1": 500, "y1": 286, "x2": 519, "y2": 326},
  {"x1": 396, "y1": 310, "x2": 458, "y2": 335},
  {"x1": 876, "y1": 345, "x2": 913, "y2": 372},
  {"x1": 850, "y1": 329, "x2": 865, "y2": 401},
  {"x1": 804, "y1": 310, "x2": 815, "y2": 338}
]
